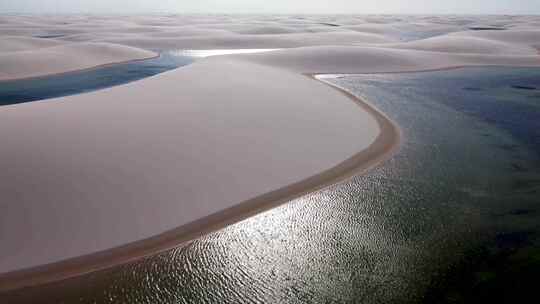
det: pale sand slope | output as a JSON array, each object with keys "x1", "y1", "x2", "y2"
[
  {"x1": 451, "y1": 29, "x2": 540, "y2": 45},
  {"x1": 380, "y1": 35, "x2": 538, "y2": 55},
  {"x1": 238, "y1": 27, "x2": 540, "y2": 73},
  {"x1": 0, "y1": 42, "x2": 157, "y2": 81},
  {"x1": 0, "y1": 58, "x2": 380, "y2": 274},
  {"x1": 240, "y1": 45, "x2": 540, "y2": 74},
  {"x1": 101, "y1": 31, "x2": 395, "y2": 50},
  {"x1": 0, "y1": 36, "x2": 66, "y2": 52}
]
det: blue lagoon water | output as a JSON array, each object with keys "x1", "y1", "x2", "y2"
[
  {"x1": 1, "y1": 67, "x2": 540, "y2": 303},
  {"x1": 0, "y1": 52, "x2": 194, "y2": 106}
]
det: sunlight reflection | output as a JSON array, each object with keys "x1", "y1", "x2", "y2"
[{"x1": 170, "y1": 49, "x2": 280, "y2": 58}]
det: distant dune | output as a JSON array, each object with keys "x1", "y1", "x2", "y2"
[
  {"x1": 3, "y1": 15, "x2": 538, "y2": 80},
  {"x1": 0, "y1": 42, "x2": 156, "y2": 80},
  {"x1": 0, "y1": 36, "x2": 66, "y2": 52},
  {"x1": 102, "y1": 31, "x2": 396, "y2": 50},
  {"x1": 240, "y1": 45, "x2": 540, "y2": 74},
  {"x1": 451, "y1": 29, "x2": 540, "y2": 45},
  {"x1": 382, "y1": 35, "x2": 537, "y2": 55}
]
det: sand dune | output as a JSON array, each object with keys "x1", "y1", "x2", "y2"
[
  {"x1": 230, "y1": 25, "x2": 303, "y2": 34},
  {"x1": 103, "y1": 31, "x2": 395, "y2": 50},
  {"x1": 382, "y1": 35, "x2": 537, "y2": 55},
  {"x1": 241, "y1": 46, "x2": 441, "y2": 73},
  {"x1": 148, "y1": 27, "x2": 234, "y2": 37},
  {"x1": 241, "y1": 45, "x2": 540, "y2": 74},
  {"x1": 0, "y1": 27, "x2": 41, "y2": 36},
  {"x1": 0, "y1": 36, "x2": 66, "y2": 52},
  {"x1": 0, "y1": 58, "x2": 382, "y2": 275},
  {"x1": 451, "y1": 29, "x2": 540, "y2": 45},
  {"x1": 342, "y1": 24, "x2": 403, "y2": 36},
  {"x1": 0, "y1": 42, "x2": 156, "y2": 80}
]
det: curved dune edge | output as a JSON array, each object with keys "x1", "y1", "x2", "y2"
[
  {"x1": 0, "y1": 73, "x2": 401, "y2": 293},
  {"x1": 0, "y1": 43, "x2": 158, "y2": 82},
  {"x1": 0, "y1": 53, "x2": 160, "y2": 83}
]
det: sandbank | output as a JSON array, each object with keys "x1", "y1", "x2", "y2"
[{"x1": 0, "y1": 57, "x2": 397, "y2": 291}]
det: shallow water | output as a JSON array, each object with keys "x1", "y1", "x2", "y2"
[
  {"x1": 1, "y1": 67, "x2": 539, "y2": 303},
  {"x1": 0, "y1": 52, "x2": 194, "y2": 106}
]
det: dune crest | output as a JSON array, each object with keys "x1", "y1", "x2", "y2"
[{"x1": 0, "y1": 41, "x2": 156, "y2": 81}]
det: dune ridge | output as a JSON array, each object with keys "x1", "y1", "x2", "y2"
[
  {"x1": 0, "y1": 41, "x2": 157, "y2": 81},
  {"x1": 0, "y1": 36, "x2": 66, "y2": 52}
]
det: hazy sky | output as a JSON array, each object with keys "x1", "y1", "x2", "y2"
[{"x1": 1, "y1": 0, "x2": 539, "y2": 15}]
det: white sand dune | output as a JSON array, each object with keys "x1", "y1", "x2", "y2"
[
  {"x1": 148, "y1": 27, "x2": 234, "y2": 37},
  {"x1": 0, "y1": 58, "x2": 381, "y2": 275},
  {"x1": 0, "y1": 28, "x2": 40, "y2": 36},
  {"x1": 381, "y1": 35, "x2": 537, "y2": 55},
  {"x1": 342, "y1": 24, "x2": 403, "y2": 36},
  {"x1": 241, "y1": 46, "x2": 439, "y2": 73},
  {"x1": 451, "y1": 29, "x2": 540, "y2": 46},
  {"x1": 52, "y1": 32, "x2": 131, "y2": 43},
  {"x1": 0, "y1": 36, "x2": 66, "y2": 52},
  {"x1": 103, "y1": 31, "x2": 395, "y2": 50},
  {"x1": 230, "y1": 25, "x2": 303, "y2": 35},
  {"x1": 239, "y1": 45, "x2": 540, "y2": 74},
  {"x1": 0, "y1": 42, "x2": 156, "y2": 80},
  {"x1": 302, "y1": 26, "x2": 350, "y2": 33}
]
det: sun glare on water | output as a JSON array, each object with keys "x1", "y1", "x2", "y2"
[{"x1": 171, "y1": 49, "x2": 279, "y2": 58}]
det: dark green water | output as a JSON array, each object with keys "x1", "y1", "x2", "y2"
[{"x1": 1, "y1": 67, "x2": 539, "y2": 303}]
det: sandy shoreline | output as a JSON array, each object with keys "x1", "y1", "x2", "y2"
[
  {"x1": 0, "y1": 53, "x2": 160, "y2": 83},
  {"x1": 0, "y1": 42, "x2": 158, "y2": 81},
  {"x1": 0, "y1": 73, "x2": 400, "y2": 292}
]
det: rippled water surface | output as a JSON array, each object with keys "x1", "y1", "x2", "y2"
[{"x1": 2, "y1": 67, "x2": 540, "y2": 303}]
